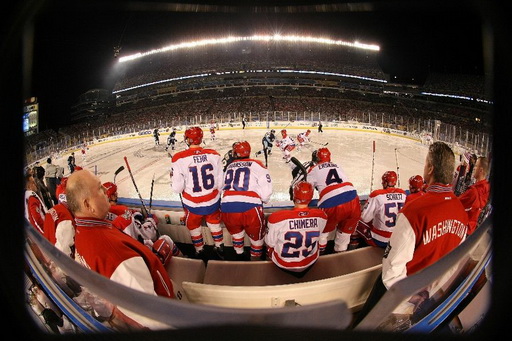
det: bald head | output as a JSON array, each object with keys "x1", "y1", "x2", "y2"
[{"x1": 66, "y1": 169, "x2": 110, "y2": 219}]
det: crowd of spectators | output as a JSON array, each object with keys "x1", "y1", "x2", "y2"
[{"x1": 25, "y1": 82, "x2": 491, "y2": 166}]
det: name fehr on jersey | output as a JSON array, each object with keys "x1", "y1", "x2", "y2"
[{"x1": 171, "y1": 148, "x2": 223, "y2": 213}]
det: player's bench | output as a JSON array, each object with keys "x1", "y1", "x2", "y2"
[
  {"x1": 182, "y1": 264, "x2": 382, "y2": 310},
  {"x1": 203, "y1": 246, "x2": 384, "y2": 285},
  {"x1": 166, "y1": 256, "x2": 206, "y2": 302}
]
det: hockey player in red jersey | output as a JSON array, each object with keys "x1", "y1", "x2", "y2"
[
  {"x1": 221, "y1": 141, "x2": 272, "y2": 260},
  {"x1": 265, "y1": 181, "x2": 327, "y2": 277},
  {"x1": 354, "y1": 170, "x2": 406, "y2": 248},
  {"x1": 171, "y1": 126, "x2": 224, "y2": 259},
  {"x1": 404, "y1": 175, "x2": 425, "y2": 205},
  {"x1": 307, "y1": 147, "x2": 361, "y2": 252}
]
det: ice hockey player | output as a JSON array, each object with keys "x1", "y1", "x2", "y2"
[
  {"x1": 296, "y1": 129, "x2": 311, "y2": 151},
  {"x1": 221, "y1": 141, "x2": 272, "y2": 260},
  {"x1": 166, "y1": 127, "x2": 177, "y2": 153},
  {"x1": 276, "y1": 129, "x2": 296, "y2": 162},
  {"x1": 404, "y1": 175, "x2": 425, "y2": 204},
  {"x1": 209, "y1": 121, "x2": 217, "y2": 141},
  {"x1": 265, "y1": 181, "x2": 327, "y2": 277},
  {"x1": 307, "y1": 147, "x2": 361, "y2": 253},
  {"x1": 288, "y1": 150, "x2": 318, "y2": 200},
  {"x1": 103, "y1": 182, "x2": 180, "y2": 257},
  {"x1": 171, "y1": 126, "x2": 225, "y2": 260},
  {"x1": 153, "y1": 128, "x2": 160, "y2": 146},
  {"x1": 255, "y1": 129, "x2": 276, "y2": 157},
  {"x1": 354, "y1": 171, "x2": 406, "y2": 248}
]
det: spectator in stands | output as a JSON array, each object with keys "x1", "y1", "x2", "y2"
[
  {"x1": 265, "y1": 181, "x2": 327, "y2": 277},
  {"x1": 354, "y1": 142, "x2": 469, "y2": 327},
  {"x1": 221, "y1": 141, "x2": 272, "y2": 261},
  {"x1": 45, "y1": 157, "x2": 59, "y2": 204},
  {"x1": 352, "y1": 171, "x2": 406, "y2": 249},
  {"x1": 458, "y1": 156, "x2": 491, "y2": 235},
  {"x1": 25, "y1": 171, "x2": 48, "y2": 234},
  {"x1": 404, "y1": 175, "x2": 425, "y2": 205},
  {"x1": 66, "y1": 169, "x2": 175, "y2": 329},
  {"x1": 307, "y1": 148, "x2": 361, "y2": 253}
]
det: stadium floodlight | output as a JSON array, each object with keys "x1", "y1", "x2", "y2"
[{"x1": 118, "y1": 34, "x2": 380, "y2": 63}]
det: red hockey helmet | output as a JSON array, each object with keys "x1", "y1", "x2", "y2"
[
  {"x1": 293, "y1": 181, "x2": 314, "y2": 205},
  {"x1": 233, "y1": 141, "x2": 251, "y2": 158},
  {"x1": 382, "y1": 171, "x2": 398, "y2": 188},
  {"x1": 316, "y1": 147, "x2": 331, "y2": 163},
  {"x1": 306, "y1": 129, "x2": 311, "y2": 135},
  {"x1": 281, "y1": 129, "x2": 287, "y2": 138},
  {"x1": 408, "y1": 175, "x2": 424, "y2": 193},
  {"x1": 103, "y1": 181, "x2": 118, "y2": 198},
  {"x1": 184, "y1": 126, "x2": 203, "y2": 145}
]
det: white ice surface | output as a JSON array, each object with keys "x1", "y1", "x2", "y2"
[{"x1": 53, "y1": 127, "x2": 429, "y2": 205}]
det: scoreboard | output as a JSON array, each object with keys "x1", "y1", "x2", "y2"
[{"x1": 23, "y1": 97, "x2": 39, "y2": 136}]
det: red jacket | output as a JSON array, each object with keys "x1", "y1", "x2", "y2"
[{"x1": 458, "y1": 179, "x2": 491, "y2": 235}]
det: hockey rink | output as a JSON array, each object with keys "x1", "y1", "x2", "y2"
[{"x1": 54, "y1": 127, "x2": 430, "y2": 204}]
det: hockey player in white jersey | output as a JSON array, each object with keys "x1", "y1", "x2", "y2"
[
  {"x1": 170, "y1": 126, "x2": 224, "y2": 259},
  {"x1": 307, "y1": 147, "x2": 361, "y2": 252},
  {"x1": 354, "y1": 170, "x2": 406, "y2": 248},
  {"x1": 296, "y1": 129, "x2": 311, "y2": 151},
  {"x1": 221, "y1": 141, "x2": 272, "y2": 260},
  {"x1": 265, "y1": 181, "x2": 327, "y2": 276},
  {"x1": 275, "y1": 129, "x2": 296, "y2": 162}
]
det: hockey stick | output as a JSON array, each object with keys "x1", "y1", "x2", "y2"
[
  {"x1": 394, "y1": 148, "x2": 401, "y2": 187},
  {"x1": 113, "y1": 165, "x2": 124, "y2": 183},
  {"x1": 370, "y1": 141, "x2": 376, "y2": 192},
  {"x1": 149, "y1": 173, "x2": 155, "y2": 214},
  {"x1": 123, "y1": 156, "x2": 150, "y2": 217},
  {"x1": 310, "y1": 140, "x2": 329, "y2": 146},
  {"x1": 290, "y1": 157, "x2": 308, "y2": 181}
]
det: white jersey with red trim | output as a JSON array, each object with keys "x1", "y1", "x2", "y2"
[
  {"x1": 171, "y1": 147, "x2": 223, "y2": 215},
  {"x1": 277, "y1": 135, "x2": 296, "y2": 152},
  {"x1": 307, "y1": 161, "x2": 358, "y2": 208},
  {"x1": 265, "y1": 207, "x2": 327, "y2": 272},
  {"x1": 221, "y1": 158, "x2": 272, "y2": 213},
  {"x1": 360, "y1": 187, "x2": 406, "y2": 243},
  {"x1": 296, "y1": 132, "x2": 310, "y2": 145}
]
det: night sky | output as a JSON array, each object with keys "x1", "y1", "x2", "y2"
[{"x1": 28, "y1": 1, "x2": 485, "y2": 131}]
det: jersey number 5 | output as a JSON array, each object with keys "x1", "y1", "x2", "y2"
[{"x1": 384, "y1": 202, "x2": 404, "y2": 227}]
